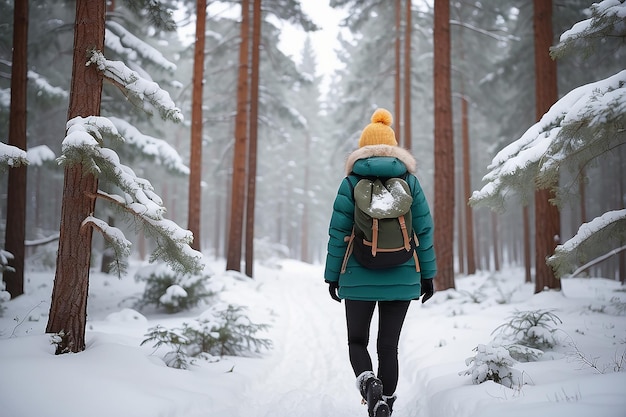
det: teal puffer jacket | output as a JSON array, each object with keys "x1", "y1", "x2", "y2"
[{"x1": 324, "y1": 145, "x2": 437, "y2": 301}]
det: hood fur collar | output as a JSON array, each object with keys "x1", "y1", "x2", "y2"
[{"x1": 345, "y1": 145, "x2": 417, "y2": 176}]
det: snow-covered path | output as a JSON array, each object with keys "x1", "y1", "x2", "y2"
[
  {"x1": 2, "y1": 259, "x2": 626, "y2": 417},
  {"x1": 233, "y1": 260, "x2": 367, "y2": 416},
  {"x1": 224, "y1": 260, "x2": 435, "y2": 417}
]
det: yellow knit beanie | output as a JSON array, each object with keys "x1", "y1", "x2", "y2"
[{"x1": 358, "y1": 108, "x2": 398, "y2": 148}]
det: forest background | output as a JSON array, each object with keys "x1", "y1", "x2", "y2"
[{"x1": 1, "y1": 0, "x2": 625, "y2": 309}]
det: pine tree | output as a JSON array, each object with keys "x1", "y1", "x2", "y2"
[
  {"x1": 471, "y1": 0, "x2": 626, "y2": 280},
  {"x1": 3, "y1": 0, "x2": 28, "y2": 298},
  {"x1": 188, "y1": 0, "x2": 207, "y2": 251},
  {"x1": 46, "y1": 0, "x2": 107, "y2": 354},
  {"x1": 46, "y1": 0, "x2": 202, "y2": 354},
  {"x1": 532, "y1": 0, "x2": 561, "y2": 293},
  {"x1": 433, "y1": 0, "x2": 455, "y2": 290}
]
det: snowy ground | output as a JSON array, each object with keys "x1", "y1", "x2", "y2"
[{"x1": 1, "y1": 258, "x2": 625, "y2": 417}]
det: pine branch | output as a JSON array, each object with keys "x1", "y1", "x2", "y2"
[
  {"x1": 87, "y1": 50, "x2": 184, "y2": 122},
  {"x1": 548, "y1": 210, "x2": 626, "y2": 278}
]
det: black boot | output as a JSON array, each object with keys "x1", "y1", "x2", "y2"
[
  {"x1": 383, "y1": 394, "x2": 396, "y2": 415},
  {"x1": 357, "y1": 372, "x2": 390, "y2": 417}
]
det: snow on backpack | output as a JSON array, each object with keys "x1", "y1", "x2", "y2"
[{"x1": 341, "y1": 175, "x2": 420, "y2": 271}]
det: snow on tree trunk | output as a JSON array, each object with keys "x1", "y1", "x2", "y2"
[
  {"x1": 433, "y1": 0, "x2": 455, "y2": 290},
  {"x1": 533, "y1": 0, "x2": 561, "y2": 293},
  {"x1": 4, "y1": 0, "x2": 28, "y2": 298},
  {"x1": 46, "y1": 0, "x2": 105, "y2": 354}
]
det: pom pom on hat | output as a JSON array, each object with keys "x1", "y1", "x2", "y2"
[{"x1": 358, "y1": 108, "x2": 398, "y2": 148}]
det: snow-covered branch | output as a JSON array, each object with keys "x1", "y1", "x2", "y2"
[
  {"x1": 82, "y1": 215, "x2": 132, "y2": 275},
  {"x1": 108, "y1": 117, "x2": 189, "y2": 175},
  {"x1": 96, "y1": 190, "x2": 203, "y2": 275},
  {"x1": 0, "y1": 249, "x2": 15, "y2": 273},
  {"x1": 87, "y1": 50, "x2": 183, "y2": 123},
  {"x1": 548, "y1": 209, "x2": 626, "y2": 278},
  {"x1": 59, "y1": 116, "x2": 203, "y2": 275},
  {"x1": 470, "y1": 70, "x2": 626, "y2": 209},
  {"x1": 28, "y1": 70, "x2": 68, "y2": 100},
  {"x1": 551, "y1": 0, "x2": 626, "y2": 59},
  {"x1": 26, "y1": 145, "x2": 56, "y2": 166},
  {"x1": 105, "y1": 21, "x2": 176, "y2": 72},
  {"x1": 0, "y1": 142, "x2": 29, "y2": 171}
]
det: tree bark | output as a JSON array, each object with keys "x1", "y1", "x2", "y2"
[
  {"x1": 533, "y1": 0, "x2": 561, "y2": 292},
  {"x1": 403, "y1": 0, "x2": 412, "y2": 151},
  {"x1": 394, "y1": 0, "x2": 402, "y2": 143},
  {"x1": 461, "y1": 95, "x2": 476, "y2": 275},
  {"x1": 45, "y1": 0, "x2": 106, "y2": 355},
  {"x1": 187, "y1": 0, "x2": 207, "y2": 251},
  {"x1": 523, "y1": 205, "x2": 532, "y2": 282},
  {"x1": 245, "y1": 0, "x2": 261, "y2": 278},
  {"x1": 226, "y1": 0, "x2": 251, "y2": 272},
  {"x1": 4, "y1": 0, "x2": 29, "y2": 298},
  {"x1": 491, "y1": 211, "x2": 500, "y2": 271},
  {"x1": 433, "y1": 0, "x2": 455, "y2": 290}
]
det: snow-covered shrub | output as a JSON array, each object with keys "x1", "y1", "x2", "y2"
[
  {"x1": 0, "y1": 280, "x2": 10, "y2": 317},
  {"x1": 0, "y1": 249, "x2": 15, "y2": 274},
  {"x1": 452, "y1": 273, "x2": 524, "y2": 306},
  {"x1": 140, "y1": 325, "x2": 192, "y2": 369},
  {"x1": 460, "y1": 342, "x2": 525, "y2": 388},
  {"x1": 505, "y1": 343, "x2": 544, "y2": 362},
  {"x1": 134, "y1": 262, "x2": 213, "y2": 313},
  {"x1": 142, "y1": 303, "x2": 272, "y2": 369},
  {"x1": 492, "y1": 309, "x2": 562, "y2": 350},
  {"x1": 586, "y1": 297, "x2": 626, "y2": 316},
  {"x1": 183, "y1": 304, "x2": 272, "y2": 357}
]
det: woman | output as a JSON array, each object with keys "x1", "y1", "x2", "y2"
[{"x1": 324, "y1": 108, "x2": 437, "y2": 417}]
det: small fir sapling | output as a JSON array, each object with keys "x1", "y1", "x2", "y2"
[
  {"x1": 492, "y1": 309, "x2": 563, "y2": 350},
  {"x1": 134, "y1": 262, "x2": 213, "y2": 313},
  {"x1": 0, "y1": 280, "x2": 10, "y2": 317},
  {"x1": 461, "y1": 310, "x2": 564, "y2": 387},
  {"x1": 460, "y1": 342, "x2": 525, "y2": 388},
  {"x1": 142, "y1": 303, "x2": 272, "y2": 369}
]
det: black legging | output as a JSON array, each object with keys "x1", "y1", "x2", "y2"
[{"x1": 345, "y1": 299, "x2": 411, "y2": 396}]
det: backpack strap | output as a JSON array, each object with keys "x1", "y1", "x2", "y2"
[
  {"x1": 413, "y1": 232, "x2": 421, "y2": 272},
  {"x1": 398, "y1": 215, "x2": 411, "y2": 251},
  {"x1": 371, "y1": 218, "x2": 379, "y2": 256},
  {"x1": 341, "y1": 227, "x2": 356, "y2": 273}
]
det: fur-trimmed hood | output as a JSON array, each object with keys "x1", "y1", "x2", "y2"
[{"x1": 345, "y1": 145, "x2": 417, "y2": 176}]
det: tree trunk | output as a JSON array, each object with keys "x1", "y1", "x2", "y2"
[
  {"x1": 403, "y1": 0, "x2": 412, "y2": 151},
  {"x1": 394, "y1": 0, "x2": 402, "y2": 143},
  {"x1": 461, "y1": 95, "x2": 476, "y2": 275},
  {"x1": 433, "y1": 0, "x2": 455, "y2": 290},
  {"x1": 4, "y1": 0, "x2": 29, "y2": 298},
  {"x1": 245, "y1": 0, "x2": 261, "y2": 278},
  {"x1": 226, "y1": 0, "x2": 251, "y2": 272},
  {"x1": 523, "y1": 205, "x2": 532, "y2": 282},
  {"x1": 491, "y1": 211, "x2": 500, "y2": 271},
  {"x1": 533, "y1": 0, "x2": 561, "y2": 293},
  {"x1": 301, "y1": 131, "x2": 311, "y2": 263},
  {"x1": 46, "y1": 0, "x2": 106, "y2": 354},
  {"x1": 456, "y1": 173, "x2": 465, "y2": 274},
  {"x1": 187, "y1": 0, "x2": 207, "y2": 251}
]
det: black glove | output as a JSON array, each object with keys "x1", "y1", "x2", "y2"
[
  {"x1": 326, "y1": 281, "x2": 341, "y2": 303},
  {"x1": 420, "y1": 278, "x2": 434, "y2": 304}
]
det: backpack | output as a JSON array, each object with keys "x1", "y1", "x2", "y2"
[{"x1": 341, "y1": 174, "x2": 420, "y2": 271}]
